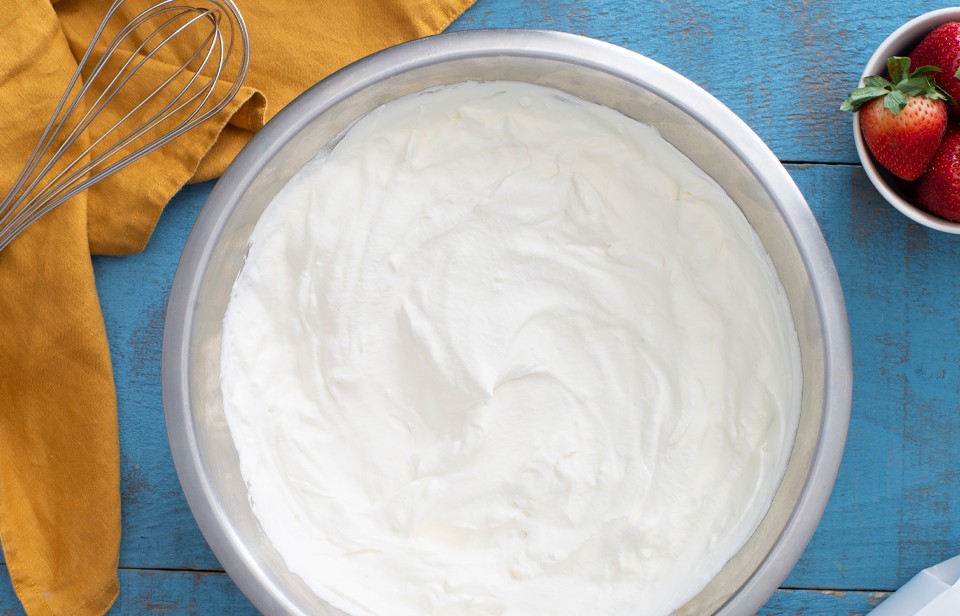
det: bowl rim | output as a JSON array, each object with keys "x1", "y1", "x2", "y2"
[
  {"x1": 162, "y1": 28, "x2": 853, "y2": 616},
  {"x1": 853, "y1": 7, "x2": 960, "y2": 233}
]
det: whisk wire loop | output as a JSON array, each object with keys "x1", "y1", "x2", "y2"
[
  {"x1": 0, "y1": 0, "x2": 249, "y2": 251},
  {"x1": 32, "y1": 8, "x2": 223, "y2": 207}
]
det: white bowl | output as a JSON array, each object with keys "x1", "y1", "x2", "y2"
[{"x1": 853, "y1": 7, "x2": 960, "y2": 233}]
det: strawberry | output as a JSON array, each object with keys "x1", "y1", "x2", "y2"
[
  {"x1": 917, "y1": 130, "x2": 960, "y2": 222},
  {"x1": 842, "y1": 57, "x2": 953, "y2": 181},
  {"x1": 909, "y1": 22, "x2": 960, "y2": 118}
]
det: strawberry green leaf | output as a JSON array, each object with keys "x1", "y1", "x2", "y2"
[
  {"x1": 909, "y1": 65, "x2": 942, "y2": 77},
  {"x1": 884, "y1": 89, "x2": 909, "y2": 114},
  {"x1": 901, "y1": 76, "x2": 941, "y2": 96},
  {"x1": 928, "y1": 82, "x2": 956, "y2": 106},
  {"x1": 863, "y1": 75, "x2": 893, "y2": 88},
  {"x1": 887, "y1": 56, "x2": 910, "y2": 83},
  {"x1": 854, "y1": 87, "x2": 892, "y2": 99},
  {"x1": 843, "y1": 56, "x2": 955, "y2": 112},
  {"x1": 840, "y1": 87, "x2": 889, "y2": 111}
]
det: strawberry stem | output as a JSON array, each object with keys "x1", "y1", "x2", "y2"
[{"x1": 841, "y1": 56, "x2": 955, "y2": 113}]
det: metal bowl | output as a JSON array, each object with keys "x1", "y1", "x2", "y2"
[{"x1": 162, "y1": 29, "x2": 852, "y2": 616}]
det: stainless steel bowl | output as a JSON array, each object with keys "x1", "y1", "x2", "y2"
[{"x1": 162, "y1": 29, "x2": 852, "y2": 616}]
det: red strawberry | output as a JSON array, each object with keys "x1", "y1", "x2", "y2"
[
  {"x1": 917, "y1": 130, "x2": 960, "y2": 222},
  {"x1": 842, "y1": 57, "x2": 953, "y2": 180},
  {"x1": 858, "y1": 96, "x2": 947, "y2": 180},
  {"x1": 909, "y1": 22, "x2": 960, "y2": 118}
]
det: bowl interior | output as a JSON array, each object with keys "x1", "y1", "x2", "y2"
[{"x1": 166, "y1": 32, "x2": 848, "y2": 616}]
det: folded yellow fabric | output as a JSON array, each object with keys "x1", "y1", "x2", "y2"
[{"x1": 0, "y1": 0, "x2": 474, "y2": 614}]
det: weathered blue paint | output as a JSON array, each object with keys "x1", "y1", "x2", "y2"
[
  {"x1": 764, "y1": 588, "x2": 890, "y2": 614},
  {"x1": 785, "y1": 164, "x2": 960, "y2": 591},
  {"x1": 3, "y1": 0, "x2": 960, "y2": 613},
  {"x1": 0, "y1": 569, "x2": 259, "y2": 616},
  {"x1": 450, "y1": 0, "x2": 954, "y2": 165},
  {"x1": 92, "y1": 182, "x2": 220, "y2": 571},
  {"x1": 0, "y1": 569, "x2": 892, "y2": 615}
]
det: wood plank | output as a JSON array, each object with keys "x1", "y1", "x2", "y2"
[
  {"x1": 0, "y1": 181, "x2": 212, "y2": 573},
  {"x1": 764, "y1": 588, "x2": 890, "y2": 614},
  {"x1": 451, "y1": 0, "x2": 952, "y2": 166},
  {"x1": 3, "y1": 164, "x2": 954, "y2": 588},
  {"x1": 73, "y1": 164, "x2": 960, "y2": 590},
  {"x1": 92, "y1": 182, "x2": 222, "y2": 571},
  {"x1": 2, "y1": 0, "x2": 958, "y2": 613},
  {"x1": 5, "y1": 26, "x2": 960, "y2": 603},
  {"x1": 0, "y1": 569, "x2": 257, "y2": 616},
  {"x1": 784, "y1": 164, "x2": 960, "y2": 591},
  {"x1": 0, "y1": 567, "x2": 892, "y2": 615}
]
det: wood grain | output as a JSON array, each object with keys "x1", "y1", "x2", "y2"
[
  {"x1": 0, "y1": 569, "x2": 256, "y2": 616},
  {"x1": 450, "y1": 0, "x2": 954, "y2": 165},
  {"x1": 0, "y1": 569, "x2": 893, "y2": 615},
  {"x1": 6, "y1": 164, "x2": 955, "y2": 612},
  {"x1": 92, "y1": 181, "x2": 222, "y2": 571},
  {"x1": 4, "y1": 140, "x2": 958, "y2": 615},
  {"x1": 71, "y1": 163, "x2": 960, "y2": 589},
  {"x1": 785, "y1": 164, "x2": 960, "y2": 591},
  {"x1": 3, "y1": 0, "x2": 960, "y2": 613}
]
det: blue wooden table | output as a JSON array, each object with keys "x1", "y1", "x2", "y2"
[{"x1": 3, "y1": 1, "x2": 960, "y2": 614}]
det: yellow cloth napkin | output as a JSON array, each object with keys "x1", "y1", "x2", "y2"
[{"x1": 0, "y1": 0, "x2": 474, "y2": 614}]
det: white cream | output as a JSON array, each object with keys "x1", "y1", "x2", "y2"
[{"x1": 220, "y1": 81, "x2": 802, "y2": 616}]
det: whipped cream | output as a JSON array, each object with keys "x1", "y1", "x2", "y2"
[{"x1": 220, "y1": 81, "x2": 802, "y2": 616}]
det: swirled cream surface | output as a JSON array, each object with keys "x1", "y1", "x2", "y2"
[{"x1": 221, "y1": 81, "x2": 802, "y2": 616}]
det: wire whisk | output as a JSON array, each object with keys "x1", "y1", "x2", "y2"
[{"x1": 0, "y1": 0, "x2": 250, "y2": 252}]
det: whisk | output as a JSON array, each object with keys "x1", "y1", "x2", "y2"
[{"x1": 0, "y1": 0, "x2": 250, "y2": 252}]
